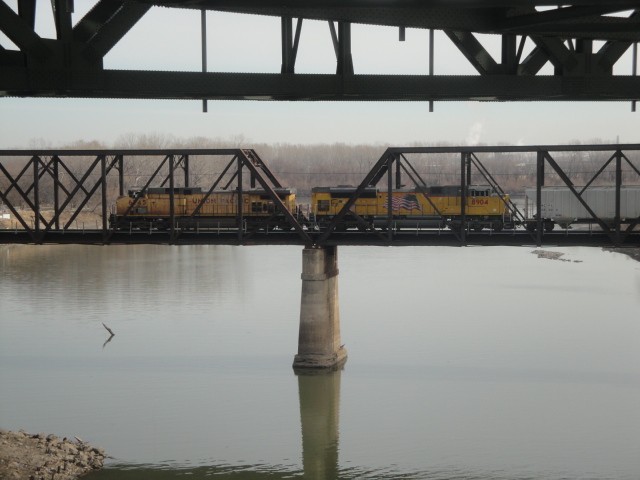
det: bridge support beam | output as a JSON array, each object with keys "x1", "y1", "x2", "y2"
[{"x1": 293, "y1": 246, "x2": 347, "y2": 371}]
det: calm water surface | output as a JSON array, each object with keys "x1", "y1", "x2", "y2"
[{"x1": 1, "y1": 244, "x2": 639, "y2": 479}]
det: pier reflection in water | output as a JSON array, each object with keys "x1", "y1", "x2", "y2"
[{"x1": 298, "y1": 370, "x2": 341, "y2": 480}]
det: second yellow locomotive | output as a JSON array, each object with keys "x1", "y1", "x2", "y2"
[{"x1": 310, "y1": 185, "x2": 511, "y2": 231}]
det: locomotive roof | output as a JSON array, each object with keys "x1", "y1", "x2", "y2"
[
  {"x1": 129, "y1": 187, "x2": 295, "y2": 196},
  {"x1": 312, "y1": 185, "x2": 494, "y2": 194},
  {"x1": 312, "y1": 186, "x2": 378, "y2": 194}
]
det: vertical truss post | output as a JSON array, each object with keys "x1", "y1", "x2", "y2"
[
  {"x1": 118, "y1": 155, "x2": 124, "y2": 196},
  {"x1": 387, "y1": 156, "x2": 393, "y2": 242},
  {"x1": 33, "y1": 156, "x2": 40, "y2": 238},
  {"x1": 502, "y1": 34, "x2": 517, "y2": 74},
  {"x1": 52, "y1": 0, "x2": 73, "y2": 42},
  {"x1": 169, "y1": 155, "x2": 176, "y2": 243},
  {"x1": 282, "y1": 17, "x2": 303, "y2": 74},
  {"x1": 18, "y1": 0, "x2": 37, "y2": 29},
  {"x1": 633, "y1": 42, "x2": 638, "y2": 112},
  {"x1": 460, "y1": 152, "x2": 467, "y2": 243},
  {"x1": 184, "y1": 155, "x2": 190, "y2": 187},
  {"x1": 201, "y1": 9, "x2": 208, "y2": 113},
  {"x1": 615, "y1": 150, "x2": 622, "y2": 245},
  {"x1": 53, "y1": 156, "x2": 60, "y2": 230},
  {"x1": 101, "y1": 155, "x2": 108, "y2": 238},
  {"x1": 281, "y1": 16, "x2": 293, "y2": 74},
  {"x1": 429, "y1": 29, "x2": 434, "y2": 112},
  {"x1": 237, "y1": 155, "x2": 243, "y2": 243},
  {"x1": 395, "y1": 155, "x2": 402, "y2": 189},
  {"x1": 536, "y1": 151, "x2": 545, "y2": 246},
  {"x1": 466, "y1": 153, "x2": 472, "y2": 186},
  {"x1": 336, "y1": 22, "x2": 354, "y2": 75}
]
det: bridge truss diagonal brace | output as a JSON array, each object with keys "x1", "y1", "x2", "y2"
[
  {"x1": 397, "y1": 154, "x2": 457, "y2": 238},
  {"x1": 444, "y1": 30, "x2": 501, "y2": 75},
  {"x1": 467, "y1": 152, "x2": 537, "y2": 242},
  {"x1": 53, "y1": 155, "x2": 120, "y2": 232},
  {"x1": 542, "y1": 151, "x2": 617, "y2": 243},
  {"x1": 0, "y1": 158, "x2": 40, "y2": 239},
  {"x1": 80, "y1": 2, "x2": 152, "y2": 62},
  {"x1": 238, "y1": 149, "x2": 312, "y2": 244},
  {"x1": 0, "y1": 1, "x2": 51, "y2": 62},
  {"x1": 106, "y1": 154, "x2": 171, "y2": 241},
  {"x1": 315, "y1": 149, "x2": 396, "y2": 245}
]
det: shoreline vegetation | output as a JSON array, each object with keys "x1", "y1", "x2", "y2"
[{"x1": 0, "y1": 430, "x2": 106, "y2": 480}]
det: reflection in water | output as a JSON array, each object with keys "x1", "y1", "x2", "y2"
[
  {"x1": 101, "y1": 323, "x2": 115, "y2": 349},
  {"x1": 2, "y1": 245, "x2": 639, "y2": 480},
  {"x1": 298, "y1": 370, "x2": 341, "y2": 480}
]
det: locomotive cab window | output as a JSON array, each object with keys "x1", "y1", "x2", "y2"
[
  {"x1": 251, "y1": 202, "x2": 262, "y2": 213},
  {"x1": 317, "y1": 200, "x2": 330, "y2": 212}
]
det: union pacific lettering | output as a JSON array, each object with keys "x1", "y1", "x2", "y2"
[{"x1": 191, "y1": 196, "x2": 234, "y2": 204}]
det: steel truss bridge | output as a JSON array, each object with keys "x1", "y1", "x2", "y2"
[
  {"x1": 0, "y1": 1, "x2": 639, "y2": 103},
  {"x1": 0, "y1": 144, "x2": 638, "y2": 247}
]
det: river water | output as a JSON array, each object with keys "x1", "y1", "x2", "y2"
[{"x1": 0, "y1": 244, "x2": 639, "y2": 479}]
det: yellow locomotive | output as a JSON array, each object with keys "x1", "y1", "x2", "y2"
[
  {"x1": 110, "y1": 187, "x2": 298, "y2": 230},
  {"x1": 310, "y1": 185, "x2": 512, "y2": 231}
]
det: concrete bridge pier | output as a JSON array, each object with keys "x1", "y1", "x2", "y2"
[{"x1": 293, "y1": 246, "x2": 347, "y2": 371}]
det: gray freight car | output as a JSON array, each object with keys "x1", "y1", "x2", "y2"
[{"x1": 524, "y1": 186, "x2": 640, "y2": 231}]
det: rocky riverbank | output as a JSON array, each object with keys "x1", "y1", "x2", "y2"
[{"x1": 0, "y1": 430, "x2": 106, "y2": 480}]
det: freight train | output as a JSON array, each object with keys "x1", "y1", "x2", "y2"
[
  {"x1": 109, "y1": 184, "x2": 640, "y2": 232},
  {"x1": 108, "y1": 184, "x2": 515, "y2": 232}
]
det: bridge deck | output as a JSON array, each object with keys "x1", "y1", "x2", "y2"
[{"x1": 0, "y1": 229, "x2": 636, "y2": 248}]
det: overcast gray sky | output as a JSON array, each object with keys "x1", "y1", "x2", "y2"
[{"x1": 0, "y1": 3, "x2": 638, "y2": 148}]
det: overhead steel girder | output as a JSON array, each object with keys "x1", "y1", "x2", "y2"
[
  {"x1": 1, "y1": 2, "x2": 638, "y2": 101},
  {"x1": 0, "y1": 2, "x2": 51, "y2": 62},
  {"x1": 2, "y1": 68, "x2": 639, "y2": 101},
  {"x1": 143, "y1": 1, "x2": 640, "y2": 42},
  {"x1": 78, "y1": 2, "x2": 152, "y2": 62},
  {"x1": 446, "y1": 28, "x2": 637, "y2": 77},
  {"x1": 0, "y1": 0, "x2": 150, "y2": 68}
]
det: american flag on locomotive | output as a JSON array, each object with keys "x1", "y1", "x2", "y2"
[{"x1": 384, "y1": 194, "x2": 421, "y2": 211}]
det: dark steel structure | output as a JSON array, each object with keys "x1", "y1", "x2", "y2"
[
  {"x1": 1, "y1": 144, "x2": 638, "y2": 247},
  {"x1": 1, "y1": 1, "x2": 639, "y2": 102},
  {"x1": 0, "y1": 148, "x2": 312, "y2": 245}
]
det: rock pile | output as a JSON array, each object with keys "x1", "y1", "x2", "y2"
[{"x1": 0, "y1": 429, "x2": 106, "y2": 480}]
